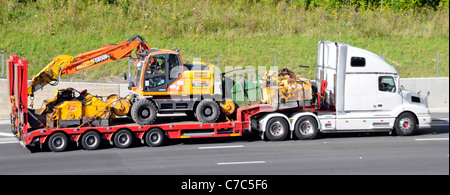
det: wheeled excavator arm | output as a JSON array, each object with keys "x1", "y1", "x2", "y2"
[{"x1": 27, "y1": 35, "x2": 150, "y2": 96}]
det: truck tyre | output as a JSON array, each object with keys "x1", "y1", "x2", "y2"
[
  {"x1": 114, "y1": 129, "x2": 133, "y2": 148},
  {"x1": 265, "y1": 117, "x2": 288, "y2": 141},
  {"x1": 394, "y1": 113, "x2": 417, "y2": 136},
  {"x1": 145, "y1": 128, "x2": 165, "y2": 147},
  {"x1": 48, "y1": 132, "x2": 69, "y2": 152},
  {"x1": 195, "y1": 99, "x2": 220, "y2": 123},
  {"x1": 294, "y1": 116, "x2": 319, "y2": 140},
  {"x1": 81, "y1": 131, "x2": 101, "y2": 150},
  {"x1": 131, "y1": 99, "x2": 157, "y2": 125}
]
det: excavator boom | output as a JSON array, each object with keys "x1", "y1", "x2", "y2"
[{"x1": 27, "y1": 35, "x2": 150, "y2": 96}]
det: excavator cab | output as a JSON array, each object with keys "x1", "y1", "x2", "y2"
[{"x1": 134, "y1": 50, "x2": 182, "y2": 93}]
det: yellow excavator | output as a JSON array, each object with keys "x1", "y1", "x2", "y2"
[{"x1": 27, "y1": 35, "x2": 224, "y2": 128}]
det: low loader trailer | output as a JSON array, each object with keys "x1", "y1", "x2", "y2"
[
  {"x1": 8, "y1": 41, "x2": 431, "y2": 152},
  {"x1": 8, "y1": 54, "x2": 314, "y2": 152}
]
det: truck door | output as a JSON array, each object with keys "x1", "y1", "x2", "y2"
[
  {"x1": 376, "y1": 75, "x2": 402, "y2": 114},
  {"x1": 343, "y1": 74, "x2": 378, "y2": 111}
]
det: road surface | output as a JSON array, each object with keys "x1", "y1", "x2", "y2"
[{"x1": 0, "y1": 112, "x2": 448, "y2": 175}]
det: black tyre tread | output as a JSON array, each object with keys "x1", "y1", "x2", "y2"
[
  {"x1": 195, "y1": 99, "x2": 220, "y2": 123},
  {"x1": 294, "y1": 116, "x2": 319, "y2": 140},
  {"x1": 265, "y1": 117, "x2": 289, "y2": 141},
  {"x1": 114, "y1": 129, "x2": 133, "y2": 149},
  {"x1": 81, "y1": 131, "x2": 101, "y2": 150},
  {"x1": 145, "y1": 128, "x2": 165, "y2": 147},
  {"x1": 394, "y1": 112, "x2": 417, "y2": 136},
  {"x1": 131, "y1": 99, "x2": 157, "y2": 125},
  {"x1": 48, "y1": 132, "x2": 69, "y2": 152}
]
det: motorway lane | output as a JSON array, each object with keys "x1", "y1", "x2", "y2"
[{"x1": 0, "y1": 113, "x2": 448, "y2": 175}]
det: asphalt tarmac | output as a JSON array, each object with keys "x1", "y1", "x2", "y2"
[{"x1": 0, "y1": 112, "x2": 448, "y2": 175}]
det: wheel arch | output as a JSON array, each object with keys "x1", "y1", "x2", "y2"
[
  {"x1": 80, "y1": 129, "x2": 104, "y2": 140},
  {"x1": 41, "y1": 130, "x2": 71, "y2": 144},
  {"x1": 397, "y1": 110, "x2": 419, "y2": 126},
  {"x1": 258, "y1": 113, "x2": 292, "y2": 133}
]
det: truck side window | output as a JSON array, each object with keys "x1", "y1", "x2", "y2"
[
  {"x1": 378, "y1": 76, "x2": 396, "y2": 93},
  {"x1": 350, "y1": 57, "x2": 365, "y2": 67}
]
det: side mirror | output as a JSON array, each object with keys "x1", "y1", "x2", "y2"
[{"x1": 123, "y1": 73, "x2": 127, "y2": 80}]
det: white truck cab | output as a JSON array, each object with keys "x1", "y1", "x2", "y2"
[
  {"x1": 254, "y1": 41, "x2": 431, "y2": 140},
  {"x1": 315, "y1": 40, "x2": 431, "y2": 135}
]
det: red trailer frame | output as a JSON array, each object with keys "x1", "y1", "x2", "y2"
[{"x1": 8, "y1": 55, "x2": 276, "y2": 152}]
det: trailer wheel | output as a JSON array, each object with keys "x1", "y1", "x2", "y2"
[
  {"x1": 265, "y1": 117, "x2": 288, "y2": 141},
  {"x1": 131, "y1": 99, "x2": 157, "y2": 125},
  {"x1": 195, "y1": 99, "x2": 220, "y2": 123},
  {"x1": 48, "y1": 132, "x2": 69, "y2": 152},
  {"x1": 395, "y1": 113, "x2": 417, "y2": 136},
  {"x1": 81, "y1": 131, "x2": 101, "y2": 150},
  {"x1": 294, "y1": 116, "x2": 319, "y2": 140},
  {"x1": 114, "y1": 129, "x2": 133, "y2": 148},
  {"x1": 145, "y1": 128, "x2": 165, "y2": 147}
]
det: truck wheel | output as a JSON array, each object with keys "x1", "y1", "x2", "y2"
[
  {"x1": 114, "y1": 129, "x2": 133, "y2": 148},
  {"x1": 48, "y1": 132, "x2": 69, "y2": 152},
  {"x1": 81, "y1": 131, "x2": 101, "y2": 150},
  {"x1": 131, "y1": 99, "x2": 157, "y2": 125},
  {"x1": 395, "y1": 113, "x2": 417, "y2": 136},
  {"x1": 294, "y1": 116, "x2": 319, "y2": 140},
  {"x1": 195, "y1": 99, "x2": 220, "y2": 123},
  {"x1": 265, "y1": 117, "x2": 288, "y2": 141},
  {"x1": 145, "y1": 128, "x2": 165, "y2": 147}
]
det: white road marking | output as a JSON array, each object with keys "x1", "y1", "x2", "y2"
[
  {"x1": 415, "y1": 138, "x2": 449, "y2": 141},
  {"x1": 217, "y1": 161, "x2": 266, "y2": 165},
  {"x1": 0, "y1": 132, "x2": 15, "y2": 137},
  {"x1": 199, "y1": 145, "x2": 244, "y2": 150},
  {"x1": 0, "y1": 141, "x2": 19, "y2": 144}
]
